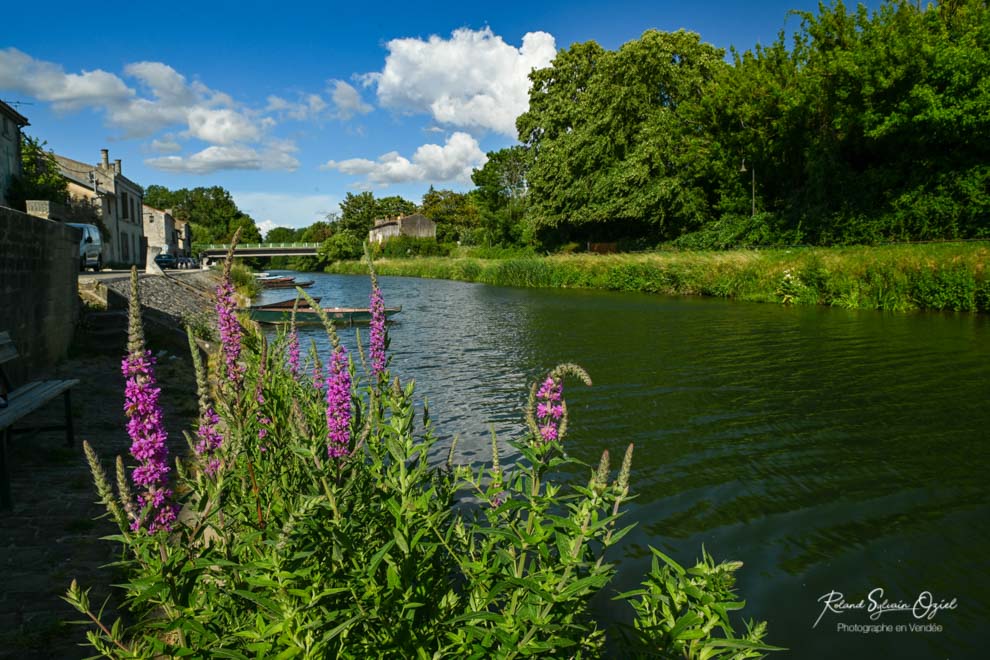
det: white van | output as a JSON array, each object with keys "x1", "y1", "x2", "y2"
[{"x1": 66, "y1": 223, "x2": 103, "y2": 271}]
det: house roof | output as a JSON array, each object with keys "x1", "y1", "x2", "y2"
[
  {"x1": 54, "y1": 153, "x2": 144, "y2": 194},
  {"x1": 0, "y1": 100, "x2": 29, "y2": 126}
]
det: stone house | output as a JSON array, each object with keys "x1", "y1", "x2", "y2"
[
  {"x1": 142, "y1": 205, "x2": 176, "y2": 257},
  {"x1": 175, "y1": 219, "x2": 192, "y2": 257},
  {"x1": 0, "y1": 100, "x2": 29, "y2": 208},
  {"x1": 368, "y1": 213, "x2": 437, "y2": 244},
  {"x1": 54, "y1": 149, "x2": 145, "y2": 266}
]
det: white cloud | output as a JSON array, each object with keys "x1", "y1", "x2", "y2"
[
  {"x1": 149, "y1": 138, "x2": 182, "y2": 153},
  {"x1": 322, "y1": 131, "x2": 486, "y2": 186},
  {"x1": 186, "y1": 107, "x2": 261, "y2": 144},
  {"x1": 231, "y1": 191, "x2": 339, "y2": 230},
  {"x1": 367, "y1": 27, "x2": 556, "y2": 136},
  {"x1": 329, "y1": 80, "x2": 372, "y2": 119},
  {"x1": 146, "y1": 141, "x2": 299, "y2": 174},
  {"x1": 266, "y1": 93, "x2": 328, "y2": 121},
  {"x1": 0, "y1": 47, "x2": 132, "y2": 110}
]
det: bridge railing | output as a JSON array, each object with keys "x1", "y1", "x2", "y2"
[{"x1": 196, "y1": 242, "x2": 323, "y2": 251}]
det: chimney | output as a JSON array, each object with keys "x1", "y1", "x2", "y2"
[
  {"x1": 100, "y1": 149, "x2": 110, "y2": 169},
  {"x1": 114, "y1": 159, "x2": 122, "y2": 175}
]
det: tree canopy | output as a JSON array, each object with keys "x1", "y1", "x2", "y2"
[{"x1": 144, "y1": 185, "x2": 262, "y2": 244}]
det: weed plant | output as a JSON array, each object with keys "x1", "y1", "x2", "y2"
[{"x1": 68, "y1": 247, "x2": 779, "y2": 658}]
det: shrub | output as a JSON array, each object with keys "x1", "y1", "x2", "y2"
[{"x1": 67, "y1": 250, "x2": 779, "y2": 657}]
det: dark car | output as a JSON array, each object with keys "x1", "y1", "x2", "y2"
[{"x1": 154, "y1": 253, "x2": 178, "y2": 269}]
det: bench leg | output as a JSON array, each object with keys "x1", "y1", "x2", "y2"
[
  {"x1": 63, "y1": 390, "x2": 75, "y2": 448},
  {"x1": 1, "y1": 428, "x2": 10, "y2": 511}
]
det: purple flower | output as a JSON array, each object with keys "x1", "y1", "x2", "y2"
[
  {"x1": 287, "y1": 327, "x2": 301, "y2": 376},
  {"x1": 534, "y1": 376, "x2": 564, "y2": 445},
  {"x1": 312, "y1": 362, "x2": 325, "y2": 392},
  {"x1": 369, "y1": 284, "x2": 386, "y2": 379},
  {"x1": 122, "y1": 349, "x2": 178, "y2": 533},
  {"x1": 325, "y1": 345, "x2": 351, "y2": 459},
  {"x1": 195, "y1": 407, "x2": 224, "y2": 476},
  {"x1": 258, "y1": 416, "x2": 272, "y2": 441},
  {"x1": 215, "y1": 276, "x2": 243, "y2": 388}
]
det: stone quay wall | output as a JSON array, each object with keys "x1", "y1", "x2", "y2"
[{"x1": 0, "y1": 206, "x2": 80, "y2": 385}]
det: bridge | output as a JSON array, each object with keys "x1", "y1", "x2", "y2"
[{"x1": 198, "y1": 243, "x2": 321, "y2": 259}]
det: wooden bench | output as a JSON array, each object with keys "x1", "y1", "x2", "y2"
[{"x1": 0, "y1": 331, "x2": 79, "y2": 510}]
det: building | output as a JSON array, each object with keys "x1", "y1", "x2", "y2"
[
  {"x1": 368, "y1": 213, "x2": 437, "y2": 244},
  {"x1": 54, "y1": 149, "x2": 145, "y2": 266},
  {"x1": 0, "y1": 100, "x2": 29, "y2": 208},
  {"x1": 175, "y1": 219, "x2": 192, "y2": 257},
  {"x1": 142, "y1": 205, "x2": 176, "y2": 257}
]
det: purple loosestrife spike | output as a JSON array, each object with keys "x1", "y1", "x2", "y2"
[
  {"x1": 194, "y1": 407, "x2": 224, "y2": 476},
  {"x1": 215, "y1": 229, "x2": 244, "y2": 389},
  {"x1": 123, "y1": 267, "x2": 178, "y2": 533},
  {"x1": 368, "y1": 278, "x2": 387, "y2": 379},
  {"x1": 525, "y1": 363, "x2": 592, "y2": 447},
  {"x1": 325, "y1": 345, "x2": 351, "y2": 459},
  {"x1": 287, "y1": 326, "x2": 301, "y2": 377}
]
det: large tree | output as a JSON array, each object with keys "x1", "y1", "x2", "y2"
[
  {"x1": 419, "y1": 186, "x2": 480, "y2": 243},
  {"x1": 517, "y1": 31, "x2": 727, "y2": 242},
  {"x1": 144, "y1": 185, "x2": 261, "y2": 244},
  {"x1": 471, "y1": 146, "x2": 530, "y2": 245}
]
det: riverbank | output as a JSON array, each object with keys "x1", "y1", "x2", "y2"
[
  {"x1": 0, "y1": 272, "x2": 215, "y2": 659},
  {"x1": 325, "y1": 242, "x2": 990, "y2": 313}
]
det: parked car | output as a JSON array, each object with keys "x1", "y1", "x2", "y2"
[
  {"x1": 177, "y1": 256, "x2": 199, "y2": 269},
  {"x1": 66, "y1": 223, "x2": 103, "y2": 272},
  {"x1": 154, "y1": 253, "x2": 178, "y2": 269}
]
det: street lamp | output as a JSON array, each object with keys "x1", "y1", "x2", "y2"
[{"x1": 740, "y1": 159, "x2": 755, "y2": 217}]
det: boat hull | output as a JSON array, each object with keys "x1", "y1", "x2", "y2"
[{"x1": 247, "y1": 306, "x2": 401, "y2": 325}]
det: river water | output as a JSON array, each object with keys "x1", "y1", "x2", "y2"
[{"x1": 256, "y1": 271, "x2": 989, "y2": 659}]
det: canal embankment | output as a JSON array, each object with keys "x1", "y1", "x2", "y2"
[{"x1": 325, "y1": 242, "x2": 990, "y2": 313}]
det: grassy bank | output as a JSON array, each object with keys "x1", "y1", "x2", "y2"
[{"x1": 325, "y1": 242, "x2": 990, "y2": 313}]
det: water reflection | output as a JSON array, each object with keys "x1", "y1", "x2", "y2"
[{"x1": 258, "y1": 273, "x2": 990, "y2": 658}]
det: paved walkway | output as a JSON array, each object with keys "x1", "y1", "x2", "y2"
[{"x1": 0, "y1": 311, "x2": 202, "y2": 657}]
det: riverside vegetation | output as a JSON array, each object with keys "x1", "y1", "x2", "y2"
[
  {"x1": 64, "y1": 245, "x2": 780, "y2": 658},
  {"x1": 325, "y1": 242, "x2": 990, "y2": 314}
]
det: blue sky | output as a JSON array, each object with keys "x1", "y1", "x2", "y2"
[{"x1": 2, "y1": 0, "x2": 881, "y2": 235}]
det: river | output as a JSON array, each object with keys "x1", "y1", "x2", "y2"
[{"x1": 256, "y1": 270, "x2": 989, "y2": 659}]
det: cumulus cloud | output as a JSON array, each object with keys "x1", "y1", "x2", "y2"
[
  {"x1": 231, "y1": 191, "x2": 338, "y2": 230},
  {"x1": 329, "y1": 80, "x2": 373, "y2": 119},
  {"x1": 0, "y1": 47, "x2": 132, "y2": 110},
  {"x1": 365, "y1": 27, "x2": 556, "y2": 136},
  {"x1": 146, "y1": 141, "x2": 299, "y2": 174},
  {"x1": 322, "y1": 131, "x2": 486, "y2": 186}
]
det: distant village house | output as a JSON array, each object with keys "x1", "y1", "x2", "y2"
[
  {"x1": 368, "y1": 213, "x2": 436, "y2": 244},
  {"x1": 0, "y1": 100, "x2": 29, "y2": 208},
  {"x1": 143, "y1": 205, "x2": 176, "y2": 257}
]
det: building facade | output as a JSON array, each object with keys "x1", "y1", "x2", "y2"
[
  {"x1": 368, "y1": 213, "x2": 437, "y2": 244},
  {"x1": 0, "y1": 100, "x2": 29, "y2": 208},
  {"x1": 175, "y1": 219, "x2": 192, "y2": 257},
  {"x1": 55, "y1": 149, "x2": 145, "y2": 266},
  {"x1": 142, "y1": 205, "x2": 176, "y2": 257}
]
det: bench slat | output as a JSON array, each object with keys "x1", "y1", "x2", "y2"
[{"x1": 0, "y1": 379, "x2": 80, "y2": 430}]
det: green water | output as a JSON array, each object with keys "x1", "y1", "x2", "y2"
[{"x1": 260, "y1": 272, "x2": 990, "y2": 658}]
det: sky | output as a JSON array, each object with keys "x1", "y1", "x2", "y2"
[{"x1": 2, "y1": 0, "x2": 883, "y2": 236}]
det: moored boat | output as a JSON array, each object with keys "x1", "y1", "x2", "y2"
[
  {"x1": 246, "y1": 305, "x2": 401, "y2": 325},
  {"x1": 262, "y1": 278, "x2": 314, "y2": 289}
]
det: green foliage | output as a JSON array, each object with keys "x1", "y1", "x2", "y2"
[
  {"x1": 324, "y1": 243, "x2": 990, "y2": 313},
  {"x1": 471, "y1": 146, "x2": 530, "y2": 246},
  {"x1": 227, "y1": 262, "x2": 262, "y2": 299},
  {"x1": 7, "y1": 134, "x2": 68, "y2": 211},
  {"x1": 372, "y1": 235, "x2": 451, "y2": 259},
  {"x1": 319, "y1": 230, "x2": 364, "y2": 262},
  {"x1": 618, "y1": 548, "x2": 781, "y2": 659},
  {"x1": 419, "y1": 186, "x2": 480, "y2": 243},
  {"x1": 144, "y1": 184, "x2": 262, "y2": 244},
  {"x1": 68, "y1": 264, "x2": 775, "y2": 657},
  {"x1": 338, "y1": 192, "x2": 416, "y2": 237}
]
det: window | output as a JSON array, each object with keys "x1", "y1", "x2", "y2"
[
  {"x1": 121, "y1": 192, "x2": 129, "y2": 219},
  {"x1": 130, "y1": 197, "x2": 135, "y2": 223}
]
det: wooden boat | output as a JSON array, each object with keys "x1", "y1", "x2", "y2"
[
  {"x1": 246, "y1": 304, "x2": 401, "y2": 326},
  {"x1": 262, "y1": 278, "x2": 314, "y2": 289},
  {"x1": 253, "y1": 297, "x2": 320, "y2": 309}
]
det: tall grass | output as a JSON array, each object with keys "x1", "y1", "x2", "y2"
[{"x1": 325, "y1": 243, "x2": 990, "y2": 313}]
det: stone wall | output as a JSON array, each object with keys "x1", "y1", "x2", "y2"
[{"x1": 0, "y1": 206, "x2": 79, "y2": 386}]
